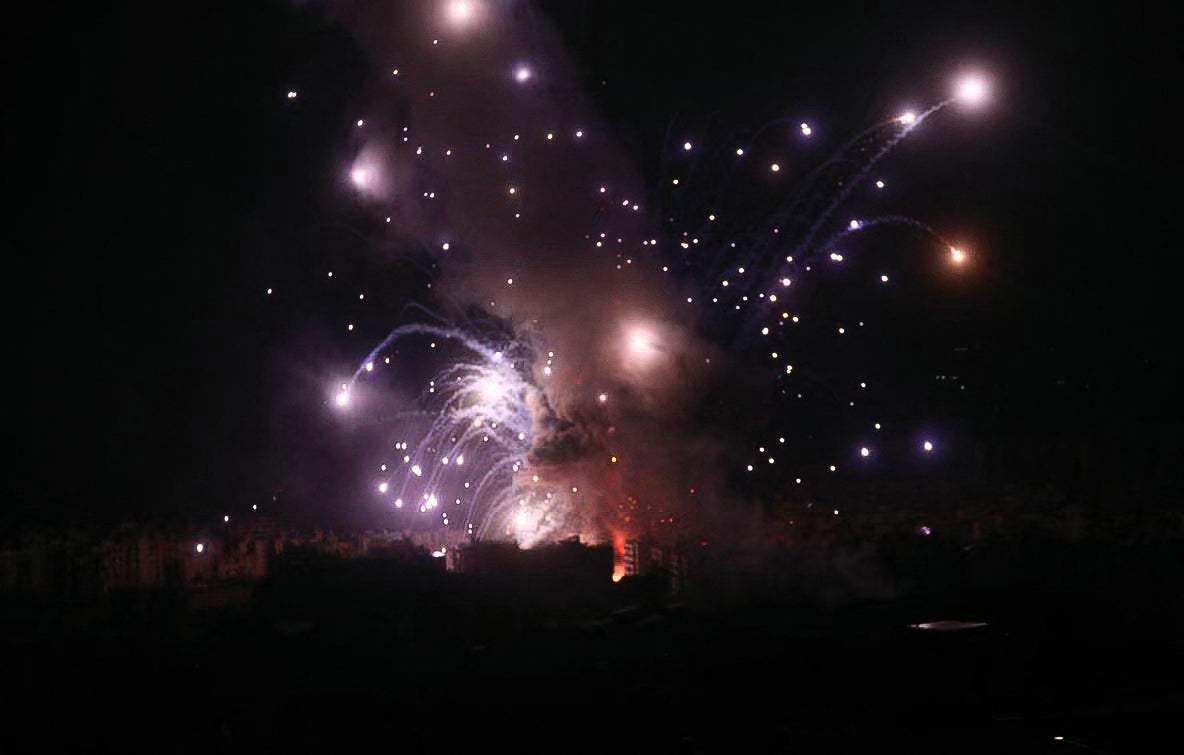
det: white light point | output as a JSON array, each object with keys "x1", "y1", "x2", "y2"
[
  {"x1": 513, "y1": 64, "x2": 532, "y2": 84},
  {"x1": 195, "y1": 543, "x2": 205, "y2": 553},
  {"x1": 624, "y1": 324, "x2": 659, "y2": 362},
  {"x1": 955, "y1": 72, "x2": 990, "y2": 107},
  {"x1": 446, "y1": 1, "x2": 478, "y2": 27},
  {"x1": 286, "y1": 90, "x2": 297, "y2": 99},
  {"x1": 475, "y1": 375, "x2": 506, "y2": 405},
  {"x1": 378, "y1": 482, "x2": 389, "y2": 494},
  {"x1": 897, "y1": 111, "x2": 917, "y2": 125},
  {"x1": 949, "y1": 246, "x2": 968, "y2": 265},
  {"x1": 923, "y1": 440, "x2": 934, "y2": 452}
]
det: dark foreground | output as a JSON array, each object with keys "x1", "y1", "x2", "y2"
[{"x1": 6, "y1": 551, "x2": 1184, "y2": 754}]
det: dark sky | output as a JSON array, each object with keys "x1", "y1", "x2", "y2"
[{"x1": 7, "y1": 1, "x2": 1179, "y2": 526}]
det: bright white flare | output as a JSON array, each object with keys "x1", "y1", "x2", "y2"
[
  {"x1": 513, "y1": 64, "x2": 533, "y2": 83},
  {"x1": 955, "y1": 73, "x2": 990, "y2": 106},
  {"x1": 475, "y1": 374, "x2": 507, "y2": 405},
  {"x1": 623, "y1": 324, "x2": 661, "y2": 365},
  {"x1": 949, "y1": 246, "x2": 968, "y2": 265},
  {"x1": 446, "y1": 0, "x2": 476, "y2": 25}
]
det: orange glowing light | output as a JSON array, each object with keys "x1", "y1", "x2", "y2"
[{"x1": 611, "y1": 528, "x2": 627, "y2": 582}]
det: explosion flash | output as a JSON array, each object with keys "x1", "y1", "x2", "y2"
[
  {"x1": 296, "y1": 1, "x2": 996, "y2": 556},
  {"x1": 341, "y1": 322, "x2": 578, "y2": 545}
]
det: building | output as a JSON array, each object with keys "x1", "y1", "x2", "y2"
[
  {"x1": 454, "y1": 537, "x2": 614, "y2": 596},
  {"x1": 99, "y1": 526, "x2": 172, "y2": 592},
  {"x1": 623, "y1": 536, "x2": 690, "y2": 595}
]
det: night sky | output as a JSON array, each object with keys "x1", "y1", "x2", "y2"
[{"x1": 8, "y1": 0, "x2": 1179, "y2": 528}]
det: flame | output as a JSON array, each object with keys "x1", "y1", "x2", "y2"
[{"x1": 611, "y1": 528, "x2": 626, "y2": 582}]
